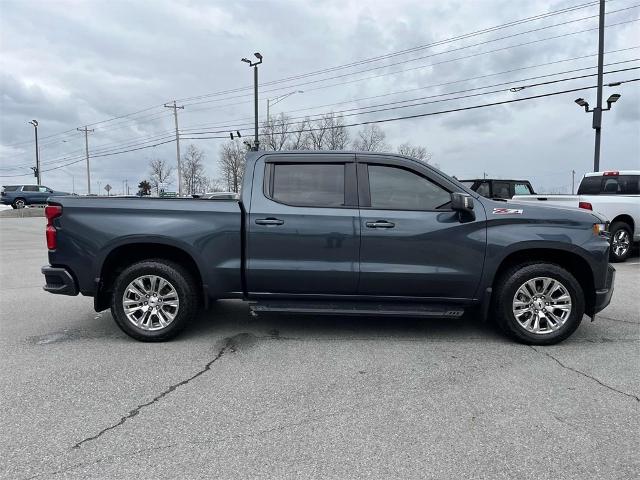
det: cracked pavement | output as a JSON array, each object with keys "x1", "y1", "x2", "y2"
[{"x1": 1, "y1": 217, "x2": 639, "y2": 479}]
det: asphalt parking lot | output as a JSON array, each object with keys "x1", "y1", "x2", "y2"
[{"x1": 1, "y1": 217, "x2": 638, "y2": 480}]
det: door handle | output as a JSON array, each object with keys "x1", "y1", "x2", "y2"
[
  {"x1": 366, "y1": 220, "x2": 395, "y2": 228},
  {"x1": 255, "y1": 217, "x2": 284, "y2": 226}
]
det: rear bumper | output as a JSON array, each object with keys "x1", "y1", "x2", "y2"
[
  {"x1": 593, "y1": 264, "x2": 615, "y2": 315},
  {"x1": 42, "y1": 265, "x2": 78, "y2": 296}
]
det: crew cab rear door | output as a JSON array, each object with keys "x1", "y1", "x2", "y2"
[
  {"x1": 246, "y1": 153, "x2": 360, "y2": 295},
  {"x1": 356, "y1": 155, "x2": 487, "y2": 300}
]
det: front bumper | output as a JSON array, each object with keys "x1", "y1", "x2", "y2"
[
  {"x1": 593, "y1": 264, "x2": 615, "y2": 315},
  {"x1": 42, "y1": 265, "x2": 78, "y2": 296}
]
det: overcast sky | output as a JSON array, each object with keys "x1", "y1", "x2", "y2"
[{"x1": 1, "y1": 0, "x2": 638, "y2": 194}]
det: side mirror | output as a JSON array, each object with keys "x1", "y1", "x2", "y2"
[{"x1": 451, "y1": 192, "x2": 475, "y2": 221}]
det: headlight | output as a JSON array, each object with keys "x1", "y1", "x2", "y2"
[{"x1": 593, "y1": 223, "x2": 608, "y2": 237}]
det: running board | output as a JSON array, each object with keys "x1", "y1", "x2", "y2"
[{"x1": 249, "y1": 300, "x2": 464, "y2": 318}]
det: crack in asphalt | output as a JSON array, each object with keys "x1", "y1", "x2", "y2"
[
  {"x1": 72, "y1": 346, "x2": 229, "y2": 450},
  {"x1": 595, "y1": 314, "x2": 640, "y2": 325},
  {"x1": 529, "y1": 346, "x2": 640, "y2": 402}
]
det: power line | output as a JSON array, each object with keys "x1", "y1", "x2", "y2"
[
  {"x1": 180, "y1": 56, "x2": 640, "y2": 133},
  {"x1": 180, "y1": 79, "x2": 639, "y2": 140},
  {"x1": 182, "y1": 67, "x2": 640, "y2": 135}
]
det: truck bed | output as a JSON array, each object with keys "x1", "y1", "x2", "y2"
[{"x1": 48, "y1": 195, "x2": 243, "y2": 299}]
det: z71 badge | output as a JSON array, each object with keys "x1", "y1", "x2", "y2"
[{"x1": 492, "y1": 207, "x2": 523, "y2": 215}]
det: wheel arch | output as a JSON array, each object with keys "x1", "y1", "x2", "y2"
[
  {"x1": 490, "y1": 248, "x2": 596, "y2": 315},
  {"x1": 610, "y1": 214, "x2": 634, "y2": 234},
  {"x1": 94, "y1": 241, "x2": 204, "y2": 312}
]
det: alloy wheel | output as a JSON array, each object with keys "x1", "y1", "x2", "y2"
[
  {"x1": 612, "y1": 229, "x2": 630, "y2": 258},
  {"x1": 512, "y1": 277, "x2": 572, "y2": 335},
  {"x1": 122, "y1": 275, "x2": 179, "y2": 331}
]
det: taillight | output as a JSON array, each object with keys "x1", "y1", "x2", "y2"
[
  {"x1": 45, "y1": 205, "x2": 62, "y2": 250},
  {"x1": 579, "y1": 201, "x2": 593, "y2": 210}
]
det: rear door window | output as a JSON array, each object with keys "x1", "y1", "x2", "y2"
[
  {"x1": 22, "y1": 185, "x2": 38, "y2": 192},
  {"x1": 269, "y1": 163, "x2": 345, "y2": 207}
]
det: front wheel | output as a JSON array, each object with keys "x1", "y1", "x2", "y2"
[
  {"x1": 609, "y1": 221, "x2": 632, "y2": 263},
  {"x1": 493, "y1": 263, "x2": 584, "y2": 345},
  {"x1": 110, "y1": 259, "x2": 199, "y2": 341}
]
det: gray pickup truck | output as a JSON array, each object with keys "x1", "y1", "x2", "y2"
[{"x1": 41, "y1": 151, "x2": 615, "y2": 345}]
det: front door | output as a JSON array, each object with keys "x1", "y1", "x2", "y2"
[
  {"x1": 357, "y1": 156, "x2": 487, "y2": 300},
  {"x1": 247, "y1": 154, "x2": 360, "y2": 295}
]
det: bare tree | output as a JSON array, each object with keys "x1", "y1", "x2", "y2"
[
  {"x1": 260, "y1": 113, "x2": 292, "y2": 151},
  {"x1": 286, "y1": 118, "x2": 310, "y2": 150},
  {"x1": 181, "y1": 144, "x2": 208, "y2": 195},
  {"x1": 149, "y1": 158, "x2": 174, "y2": 195},
  {"x1": 219, "y1": 140, "x2": 247, "y2": 192},
  {"x1": 324, "y1": 114, "x2": 350, "y2": 150},
  {"x1": 352, "y1": 124, "x2": 389, "y2": 152},
  {"x1": 397, "y1": 142, "x2": 432, "y2": 163},
  {"x1": 305, "y1": 113, "x2": 349, "y2": 150}
]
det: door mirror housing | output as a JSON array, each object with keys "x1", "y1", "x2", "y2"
[{"x1": 450, "y1": 192, "x2": 475, "y2": 221}]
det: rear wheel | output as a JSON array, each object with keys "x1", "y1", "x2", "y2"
[
  {"x1": 493, "y1": 263, "x2": 584, "y2": 345},
  {"x1": 609, "y1": 221, "x2": 632, "y2": 263},
  {"x1": 12, "y1": 198, "x2": 26, "y2": 209},
  {"x1": 110, "y1": 259, "x2": 198, "y2": 341}
]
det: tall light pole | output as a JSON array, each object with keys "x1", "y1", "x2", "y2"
[
  {"x1": 266, "y1": 90, "x2": 303, "y2": 119},
  {"x1": 574, "y1": 93, "x2": 621, "y2": 171},
  {"x1": 77, "y1": 126, "x2": 94, "y2": 194},
  {"x1": 573, "y1": 0, "x2": 619, "y2": 172},
  {"x1": 164, "y1": 100, "x2": 184, "y2": 196},
  {"x1": 28, "y1": 120, "x2": 41, "y2": 184},
  {"x1": 241, "y1": 52, "x2": 263, "y2": 151}
]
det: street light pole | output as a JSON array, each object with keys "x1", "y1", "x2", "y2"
[
  {"x1": 28, "y1": 120, "x2": 41, "y2": 184},
  {"x1": 266, "y1": 90, "x2": 304, "y2": 119},
  {"x1": 241, "y1": 52, "x2": 263, "y2": 151}
]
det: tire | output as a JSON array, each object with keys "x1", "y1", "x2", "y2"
[
  {"x1": 609, "y1": 221, "x2": 632, "y2": 263},
  {"x1": 493, "y1": 262, "x2": 584, "y2": 345},
  {"x1": 110, "y1": 259, "x2": 199, "y2": 342},
  {"x1": 12, "y1": 198, "x2": 26, "y2": 209}
]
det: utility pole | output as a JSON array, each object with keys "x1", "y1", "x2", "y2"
[
  {"x1": 77, "y1": 126, "x2": 94, "y2": 194},
  {"x1": 593, "y1": 0, "x2": 606, "y2": 172},
  {"x1": 241, "y1": 52, "x2": 263, "y2": 150},
  {"x1": 164, "y1": 100, "x2": 184, "y2": 196},
  {"x1": 571, "y1": 170, "x2": 576, "y2": 194},
  {"x1": 28, "y1": 120, "x2": 41, "y2": 184}
]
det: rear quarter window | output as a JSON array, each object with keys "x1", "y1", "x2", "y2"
[{"x1": 1, "y1": 186, "x2": 19, "y2": 192}]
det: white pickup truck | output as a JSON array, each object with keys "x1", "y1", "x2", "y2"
[{"x1": 513, "y1": 171, "x2": 640, "y2": 262}]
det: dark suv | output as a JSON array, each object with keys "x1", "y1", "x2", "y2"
[
  {"x1": 1, "y1": 185, "x2": 70, "y2": 209},
  {"x1": 460, "y1": 179, "x2": 535, "y2": 199}
]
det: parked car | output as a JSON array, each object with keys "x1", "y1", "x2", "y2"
[
  {"x1": 41, "y1": 151, "x2": 614, "y2": 345},
  {"x1": 459, "y1": 178, "x2": 536, "y2": 199},
  {"x1": 513, "y1": 171, "x2": 640, "y2": 262},
  {"x1": 1, "y1": 184, "x2": 70, "y2": 209}
]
